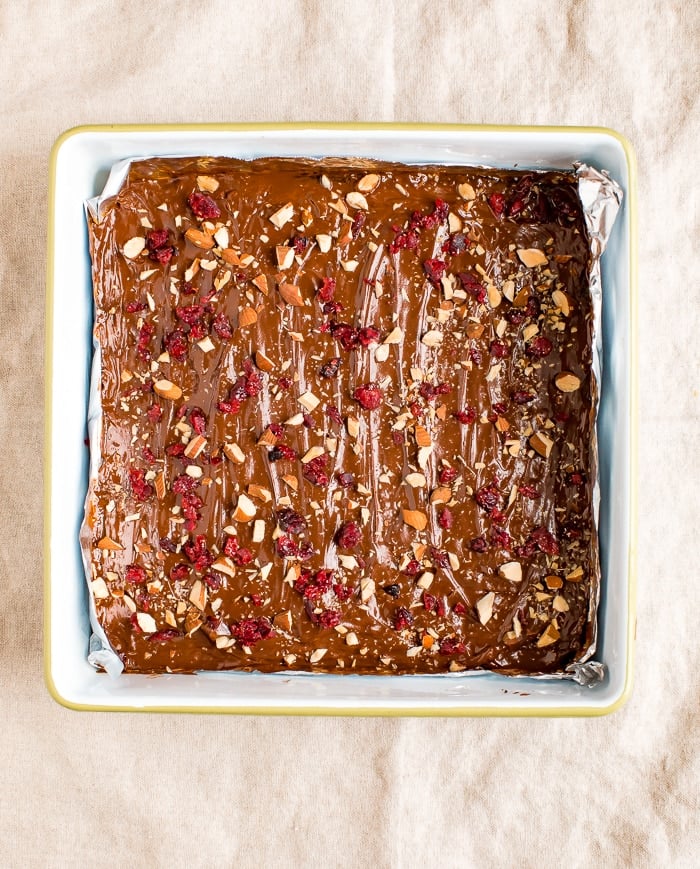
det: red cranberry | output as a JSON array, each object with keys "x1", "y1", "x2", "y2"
[
  {"x1": 423, "y1": 258, "x2": 446, "y2": 285},
  {"x1": 335, "y1": 471, "x2": 355, "y2": 488},
  {"x1": 318, "y1": 277, "x2": 336, "y2": 302},
  {"x1": 136, "y1": 322, "x2": 154, "y2": 360},
  {"x1": 187, "y1": 191, "x2": 220, "y2": 219},
  {"x1": 212, "y1": 312, "x2": 232, "y2": 339},
  {"x1": 530, "y1": 526, "x2": 559, "y2": 555},
  {"x1": 438, "y1": 507, "x2": 453, "y2": 530},
  {"x1": 518, "y1": 484, "x2": 539, "y2": 499},
  {"x1": 488, "y1": 192, "x2": 505, "y2": 217},
  {"x1": 393, "y1": 607, "x2": 414, "y2": 631},
  {"x1": 330, "y1": 322, "x2": 359, "y2": 351},
  {"x1": 439, "y1": 466, "x2": 458, "y2": 485},
  {"x1": 475, "y1": 482, "x2": 502, "y2": 511},
  {"x1": 276, "y1": 535, "x2": 299, "y2": 558},
  {"x1": 439, "y1": 637, "x2": 466, "y2": 656},
  {"x1": 303, "y1": 455, "x2": 329, "y2": 487},
  {"x1": 469, "y1": 536, "x2": 489, "y2": 553},
  {"x1": 403, "y1": 559, "x2": 421, "y2": 576},
  {"x1": 268, "y1": 444, "x2": 296, "y2": 462},
  {"x1": 512, "y1": 390, "x2": 535, "y2": 405},
  {"x1": 423, "y1": 592, "x2": 437, "y2": 612},
  {"x1": 128, "y1": 468, "x2": 153, "y2": 501},
  {"x1": 490, "y1": 339, "x2": 508, "y2": 358},
  {"x1": 336, "y1": 521, "x2": 361, "y2": 550},
  {"x1": 527, "y1": 336, "x2": 553, "y2": 358},
  {"x1": 459, "y1": 272, "x2": 487, "y2": 303},
  {"x1": 147, "y1": 404, "x2": 163, "y2": 423},
  {"x1": 164, "y1": 329, "x2": 188, "y2": 360},
  {"x1": 351, "y1": 211, "x2": 366, "y2": 238},
  {"x1": 189, "y1": 407, "x2": 207, "y2": 435},
  {"x1": 318, "y1": 610, "x2": 341, "y2": 629},
  {"x1": 230, "y1": 617, "x2": 273, "y2": 646},
  {"x1": 453, "y1": 407, "x2": 477, "y2": 424},
  {"x1": 453, "y1": 601, "x2": 467, "y2": 615},
  {"x1": 172, "y1": 474, "x2": 198, "y2": 495},
  {"x1": 125, "y1": 564, "x2": 147, "y2": 585},
  {"x1": 148, "y1": 629, "x2": 181, "y2": 643},
  {"x1": 319, "y1": 357, "x2": 341, "y2": 378},
  {"x1": 276, "y1": 508, "x2": 307, "y2": 535},
  {"x1": 490, "y1": 527, "x2": 511, "y2": 549},
  {"x1": 357, "y1": 326, "x2": 381, "y2": 346},
  {"x1": 353, "y1": 382, "x2": 382, "y2": 410}
]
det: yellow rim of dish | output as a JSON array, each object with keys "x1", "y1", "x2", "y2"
[{"x1": 44, "y1": 123, "x2": 637, "y2": 716}]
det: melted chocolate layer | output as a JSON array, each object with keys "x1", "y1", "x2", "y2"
[{"x1": 85, "y1": 157, "x2": 598, "y2": 675}]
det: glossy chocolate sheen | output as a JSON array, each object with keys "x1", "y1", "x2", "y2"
[{"x1": 84, "y1": 156, "x2": 598, "y2": 675}]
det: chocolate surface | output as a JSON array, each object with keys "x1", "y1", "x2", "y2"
[{"x1": 84, "y1": 156, "x2": 598, "y2": 675}]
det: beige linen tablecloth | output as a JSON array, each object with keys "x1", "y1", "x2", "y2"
[{"x1": 1, "y1": 1, "x2": 698, "y2": 865}]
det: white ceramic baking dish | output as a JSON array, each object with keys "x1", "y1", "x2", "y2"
[{"x1": 44, "y1": 124, "x2": 636, "y2": 715}]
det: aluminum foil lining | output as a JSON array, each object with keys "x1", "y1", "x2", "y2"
[{"x1": 82, "y1": 158, "x2": 623, "y2": 685}]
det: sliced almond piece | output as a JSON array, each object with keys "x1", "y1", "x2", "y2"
[
  {"x1": 476, "y1": 591, "x2": 495, "y2": 625},
  {"x1": 417, "y1": 572, "x2": 434, "y2": 590},
  {"x1": 360, "y1": 578, "x2": 376, "y2": 603},
  {"x1": 357, "y1": 173, "x2": 380, "y2": 194},
  {"x1": 414, "y1": 425, "x2": 431, "y2": 447},
  {"x1": 91, "y1": 578, "x2": 110, "y2": 599},
  {"x1": 278, "y1": 282, "x2": 304, "y2": 306},
  {"x1": 374, "y1": 344, "x2": 389, "y2": 363},
  {"x1": 211, "y1": 556, "x2": 236, "y2": 578},
  {"x1": 136, "y1": 612, "x2": 157, "y2": 634},
  {"x1": 553, "y1": 594, "x2": 570, "y2": 612},
  {"x1": 184, "y1": 434, "x2": 207, "y2": 460},
  {"x1": 269, "y1": 203, "x2": 294, "y2": 229},
  {"x1": 122, "y1": 237, "x2": 145, "y2": 259},
  {"x1": 466, "y1": 322, "x2": 485, "y2": 340},
  {"x1": 248, "y1": 484, "x2": 272, "y2": 503},
  {"x1": 552, "y1": 289, "x2": 572, "y2": 316},
  {"x1": 530, "y1": 431, "x2": 554, "y2": 458},
  {"x1": 498, "y1": 561, "x2": 522, "y2": 582},
  {"x1": 189, "y1": 579, "x2": 207, "y2": 611},
  {"x1": 238, "y1": 307, "x2": 258, "y2": 328},
  {"x1": 185, "y1": 228, "x2": 214, "y2": 250},
  {"x1": 404, "y1": 472, "x2": 427, "y2": 488},
  {"x1": 517, "y1": 248, "x2": 548, "y2": 268},
  {"x1": 458, "y1": 182, "x2": 476, "y2": 200},
  {"x1": 347, "y1": 416, "x2": 360, "y2": 438},
  {"x1": 298, "y1": 391, "x2": 320, "y2": 412},
  {"x1": 197, "y1": 175, "x2": 219, "y2": 193},
  {"x1": 537, "y1": 622, "x2": 560, "y2": 647},
  {"x1": 421, "y1": 330, "x2": 443, "y2": 348},
  {"x1": 221, "y1": 248, "x2": 241, "y2": 266},
  {"x1": 154, "y1": 471, "x2": 166, "y2": 501},
  {"x1": 233, "y1": 493, "x2": 256, "y2": 522},
  {"x1": 566, "y1": 566, "x2": 584, "y2": 583},
  {"x1": 402, "y1": 509, "x2": 428, "y2": 531},
  {"x1": 153, "y1": 379, "x2": 183, "y2": 401},
  {"x1": 316, "y1": 234, "x2": 332, "y2": 253},
  {"x1": 430, "y1": 486, "x2": 452, "y2": 505},
  {"x1": 384, "y1": 326, "x2": 403, "y2": 344},
  {"x1": 213, "y1": 226, "x2": 229, "y2": 249},
  {"x1": 345, "y1": 632, "x2": 360, "y2": 646},
  {"x1": 346, "y1": 191, "x2": 369, "y2": 210},
  {"x1": 301, "y1": 445, "x2": 325, "y2": 464},
  {"x1": 254, "y1": 350, "x2": 275, "y2": 372},
  {"x1": 223, "y1": 442, "x2": 245, "y2": 464},
  {"x1": 252, "y1": 274, "x2": 269, "y2": 295},
  {"x1": 273, "y1": 610, "x2": 293, "y2": 632},
  {"x1": 275, "y1": 245, "x2": 295, "y2": 269},
  {"x1": 554, "y1": 372, "x2": 581, "y2": 393},
  {"x1": 545, "y1": 574, "x2": 563, "y2": 590},
  {"x1": 97, "y1": 536, "x2": 123, "y2": 551},
  {"x1": 309, "y1": 648, "x2": 327, "y2": 664}
]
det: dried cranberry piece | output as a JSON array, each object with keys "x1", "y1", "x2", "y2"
[
  {"x1": 442, "y1": 232, "x2": 468, "y2": 256},
  {"x1": 230, "y1": 617, "x2": 273, "y2": 646},
  {"x1": 181, "y1": 281, "x2": 196, "y2": 295},
  {"x1": 290, "y1": 235, "x2": 309, "y2": 255},
  {"x1": 518, "y1": 484, "x2": 539, "y2": 499},
  {"x1": 439, "y1": 637, "x2": 466, "y2": 656},
  {"x1": 175, "y1": 304, "x2": 203, "y2": 326},
  {"x1": 512, "y1": 390, "x2": 535, "y2": 405},
  {"x1": 439, "y1": 466, "x2": 458, "y2": 485},
  {"x1": 470, "y1": 346, "x2": 483, "y2": 365},
  {"x1": 160, "y1": 537, "x2": 177, "y2": 554},
  {"x1": 423, "y1": 258, "x2": 446, "y2": 285},
  {"x1": 325, "y1": 404, "x2": 343, "y2": 426},
  {"x1": 268, "y1": 444, "x2": 296, "y2": 462},
  {"x1": 182, "y1": 492, "x2": 203, "y2": 530},
  {"x1": 187, "y1": 191, "x2": 220, "y2": 220},
  {"x1": 383, "y1": 583, "x2": 401, "y2": 598},
  {"x1": 170, "y1": 563, "x2": 190, "y2": 581},
  {"x1": 223, "y1": 535, "x2": 239, "y2": 558},
  {"x1": 403, "y1": 559, "x2": 421, "y2": 576},
  {"x1": 126, "y1": 300, "x2": 146, "y2": 314},
  {"x1": 423, "y1": 591, "x2": 437, "y2": 612},
  {"x1": 505, "y1": 307, "x2": 526, "y2": 325},
  {"x1": 188, "y1": 322, "x2": 208, "y2": 342},
  {"x1": 147, "y1": 404, "x2": 163, "y2": 423},
  {"x1": 318, "y1": 610, "x2": 341, "y2": 629},
  {"x1": 490, "y1": 508, "x2": 507, "y2": 525},
  {"x1": 429, "y1": 548, "x2": 449, "y2": 569},
  {"x1": 319, "y1": 357, "x2": 341, "y2": 379},
  {"x1": 335, "y1": 471, "x2": 355, "y2": 488},
  {"x1": 490, "y1": 527, "x2": 511, "y2": 549},
  {"x1": 164, "y1": 329, "x2": 188, "y2": 361},
  {"x1": 212, "y1": 311, "x2": 232, "y2": 339},
  {"x1": 458, "y1": 271, "x2": 487, "y2": 303},
  {"x1": 389, "y1": 228, "x2": 420, "y2": 255},
  {"x1": 351, "y1": 211, "x2": 366, "y2": 238},
  {"x1": 567, "y1": 471, "x2": 587, "y2": 487},
  {"x1": 393, "y1": 607, "x2": 414, "y2": 631},
  {"x1": 357, "y1": 326, "x2": 381, "y2": 346},
  {"x1": 136, "y1": 322, "x2": 155, "y2": 360},
  {"x1": 166, "y1": 442, "x2": 185, "y2": 457},
  {"x1": 515, "y1": 539, "x2": 537, "y2": 559},
  {"x1": 125, "y1": 564, "x2": 147, "y2": 585},
  {"x1": 530, "y1": 526, "x2": 559, "y2": 555},
  {"x1": 146, "y1": 229, "x2": 175, "y2": 264},
  {"x1": 488, "y1": 192, "x2": 505, "y2": 217},
  {"x1": 233, "y1": 548, "x2": 253, "y2": 566},
  {"x1": 392, "y1": 430, "x2": 406, "y2": 446},
  {"x1": 278, "y1": 376, "x2": 292, "y2": 391},
  {"x1": 202, "y1": 573, "x2": 221, "y2": 591},
  {"x1": 330, "y1": 322, "x2": 359, "y2": 351},
  {"x1": 323, "y1": 300, "x2": 344, "y2": 316},
  {"x1": 128, "y1": 467, "x2": 153, "y2": 501},
  {"x1": 352, "y1": 382, "x2": 382, "y2": 410},
  {"x1": 527, "y1": 336, "x2": 553, "y2": 359},
  {"x1": 303, "y1": 455, "x2": 329, "y2": 487},
  {"x1": 217, "y1": 396, "x2": 241, "y2": 415},
  {"x1": 438, "y1": 507, "x2": 453, "y2": 530},
  {"x1": 490, "y1": 339, "x2": 508, "y2": 358},
  {"x1": 453, "y1": 407, "x2": 477, "y2": 424},
  {"x1": 276, "y1": 508, "x2": 307, "y2": 535},
  {"x1": 318, "y1": 277, "x2": 336, "y2": 302},
  {"x1": 189, "y1": 407, "x2": 207, "y2": 435},
  {"x1": 419, "y1": 382, "x2": 436, "y2": 402},
  {"x1": 172, "y1": 474, "x2": 198, "y2": 495},
  {"x1": 336, "y1": 521, "x2": 361, "y2": 550},
  {"x1": 453, "y1": 601, "x2": 467, "y2": 615},
  {"x1": 469, "y1": 536, "x2": 489, "y2": 553}
]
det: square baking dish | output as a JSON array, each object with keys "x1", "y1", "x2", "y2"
[{"x1": 45, "y1": 124, "x2": 636, "y2": 715}]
